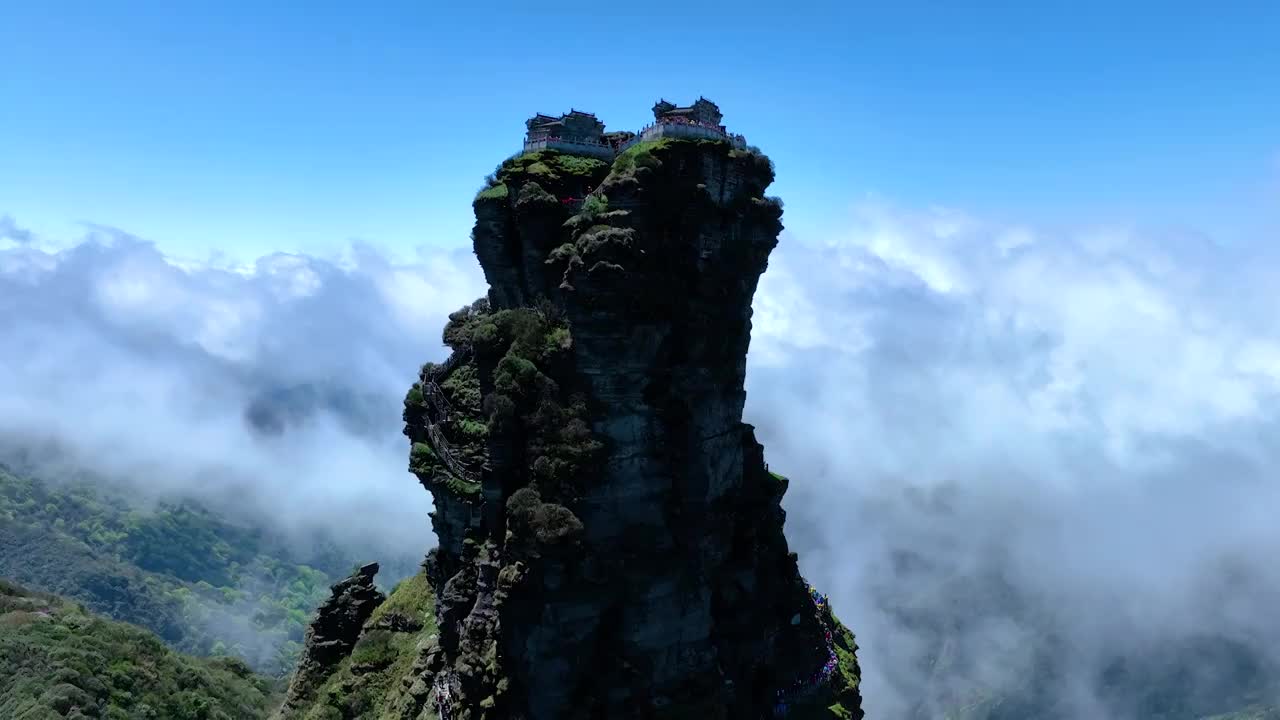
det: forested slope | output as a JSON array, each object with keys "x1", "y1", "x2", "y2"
[
  {"x1": 0, "y1": 463, "x2": 338, "y2": 674},
  {"x1": 0, "y1": 579, "x2": 276, "y2": 719}
]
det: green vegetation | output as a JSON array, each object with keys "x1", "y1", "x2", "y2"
[
  {"x1": 0, "y1": 579, "x2": 275, "y2": 719},
  {"x1": 365, "y1": 571, "x2": 432, "y2": 631},
  {"x1": 474, "y1": 150, "x2": 610, "y2": 209},
  {"x1": 405, "y1": 360, "x2": 485, "y2": 501},
  {"x1": 408, "y1": 442, "x2": 438, "y2": 474},
  {"x1": 441, "y1": 473, "x2": 482, "y2": 498},
  {"x1": 609, "y1": 136, "x2": 767, "y2": 176},
  {"x1": 289, "y1": 571, "x2": 438, "y2": 720},
  {"x1": 409, "y1": 441, "x2": 481, "y2": 499},
  {"x1": 783, "y1": 611, "x2": 862, "y2": 720},
  {"x1": 465, "y1": 306, "x2": 601, "y2": 502},
  {"x1": 580, "y1": 194, "x2": 608, "y2": 216},
  {"x1": 411, "y1": 299, "x2": 600, "y2": 513},
  {"x1": 825, "y1": 618, "x2": 864, "y2": 718},
  {"x1": 610, "y1": 138, "x2": 673, "y2": 173},
  {"x1": 348, "y1": 630, "x2": 398, "y2": 671},
  {"x1": 767, "y1": 470, "x2": 791, "y2": 498},
  {"x1": 474, "y1": 182, "x2": 508, "y2": 202},
  {"x1": 606, "y1": 137, "x2": 774, "y2": 202},
  {"x1": 500, "y1": 151, "x2": 608, "y2": 185},
  {"x1": 404, "y1": 304, "x2": 492, "y2": 504},
  {"x1": 0, "y1": 464, "x2": 337, "y2": 676},
  {"x1": 440, "y1": 363, "x2": 489, "y2": 477},
  {"x1": 440, "y1": 364, "x2": 482, "y2": 415},
  {"x1": 546, "y1": 152, "x2": 610, "y2": 178},
  {"x1": 542, "y1": 137, "x2": 781, "y2": 286},
  {"x1": 525, "y1": 161, "x2": 555, "y2": 179}
]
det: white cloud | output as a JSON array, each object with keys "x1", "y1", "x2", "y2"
[
  {"x1": 749, "y1": 202, "x2": 1280, "y2": 717},
  {"x1": 0, "y1": 222, "x2": 487, "y2": 560}
]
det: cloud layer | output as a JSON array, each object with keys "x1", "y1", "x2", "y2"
[
  {"x1": 0, "y1": 217, "x2": 487, "y2": 560},
  {"x1": 4, "y1": 207, "x2": 1279, "y2": 716},
  {"x1": 749, "y1": 204, "x2": 1280, "y2": 717}
]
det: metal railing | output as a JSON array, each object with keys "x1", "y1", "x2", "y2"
[
  {"x1": 520, "y1": 121, "x2": 749, "y2": 159},
  {"x1": 637, "y1": 121, "x2": 748, "y2": 148},
  {"x1": 526, "y1": 135, "x2": 613, "y2": 149},
  {"x1": 429, "y1": 346, "x2": 473, "y2": 382},
  {"x1": 421, "y1": 347, "x2": 481, "y2": 486},
  {"x1": 522, "y1": 137, "x2": 617, "y2": 158},
  {"x1": 560, "y1": 194, "x2": 645, "y2": 211}
]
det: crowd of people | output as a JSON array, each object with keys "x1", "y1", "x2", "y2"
[
  {"x1": 655, "y1": 114, "x2": 729, "y2": 133},
  {"x1": 433, "y1": 675, "x2": 456, "y2": 719},
  {"x1": 530, "y1": 134, "x2": 611, "y2": 147},
  {"x1": 772, "y1": 582, "x2": 840, "y2": 717},
  {"x1": 525, "y1": 117, "x2": 747, "y2": 157}
]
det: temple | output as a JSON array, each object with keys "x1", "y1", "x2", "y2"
[
  {"x1": 525, "y1": 109, "x2": 606, "y2": 145},
  {"x1": 652, "y1": 96, "x2": 724, "y2": 128},
  {"x1": 521, "y1": 97, "x2": 746, "y2": 157}
]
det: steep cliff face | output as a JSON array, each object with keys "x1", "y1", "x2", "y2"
[
  {"x1": 276, "y1": 566, "x2": 444, "y2": 720},
  {"x1": 396, "y1": 138, "x2": 863, "y2": 719},
  {"x1": 277, "y1": 563, "x2": 386, "y2": 718}
]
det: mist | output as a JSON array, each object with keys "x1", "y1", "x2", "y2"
[
  {"x1": 0, "y1": 218, "x2": 486, "y2": 563},
  {"x1": 748, "y1": 204, "x2": 1280, "y2": 717},
  {"x1": 4, "y1": 207, "x2": 1280, "y2": 716}
]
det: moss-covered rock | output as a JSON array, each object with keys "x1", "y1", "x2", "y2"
[
  {"x1": 274, "y1": 564, "x2": 385, "y2": 718},
  {"x1": 474, "y1": 150, "x2": 610, "y2": 213}
]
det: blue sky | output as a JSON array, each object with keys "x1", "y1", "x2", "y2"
[{"x1": 2, "y1": 1, "x2": 1278, "y2": 258}]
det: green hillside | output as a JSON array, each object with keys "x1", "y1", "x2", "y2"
[
  {"x1": 0, "y1": 462, "x2": 338, "y2": 675},
  {"x1": 0, "y1": 579, "x2": 276, "y2": 719}
]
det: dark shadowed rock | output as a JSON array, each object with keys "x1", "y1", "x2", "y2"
[{"x1": 401, "y1": 126, "x2": 863, "y2": 719}]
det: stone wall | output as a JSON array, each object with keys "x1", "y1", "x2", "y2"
[
  {"x1": 522, "y1": 138, "x2": 616, "y2": 158},
  {"x1": 641, "y1": 122, "x2": 747, "y2": 147}
]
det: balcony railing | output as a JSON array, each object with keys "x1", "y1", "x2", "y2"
[{"x1": 521, "y1": 120, "x2": 748, "y2": 158}]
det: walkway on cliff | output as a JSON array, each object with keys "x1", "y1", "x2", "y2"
[
  {"x1": 421, "y1": 347, "x2": 482, "y2": 488},
  {"x1": 560, "y1": 194, "x2": 646, "y2": 212}
]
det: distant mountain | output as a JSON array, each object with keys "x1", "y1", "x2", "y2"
[
  {"x1": 0, "y1": 461, "x2": 364, "y2": 675},
  {"x1": 881, "y1": 558, "x2": 1280, "y2": 720},
  {"x1": 0, "y1": 579, "x2": 276, "y2": 719},
  {"x1": 243, "y1": 382, "x2": 395, "y2": 440}
]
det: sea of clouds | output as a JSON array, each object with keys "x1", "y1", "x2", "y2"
[{"x1": 3, "y1": 207, "x2": 1278, "y2": 716}]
